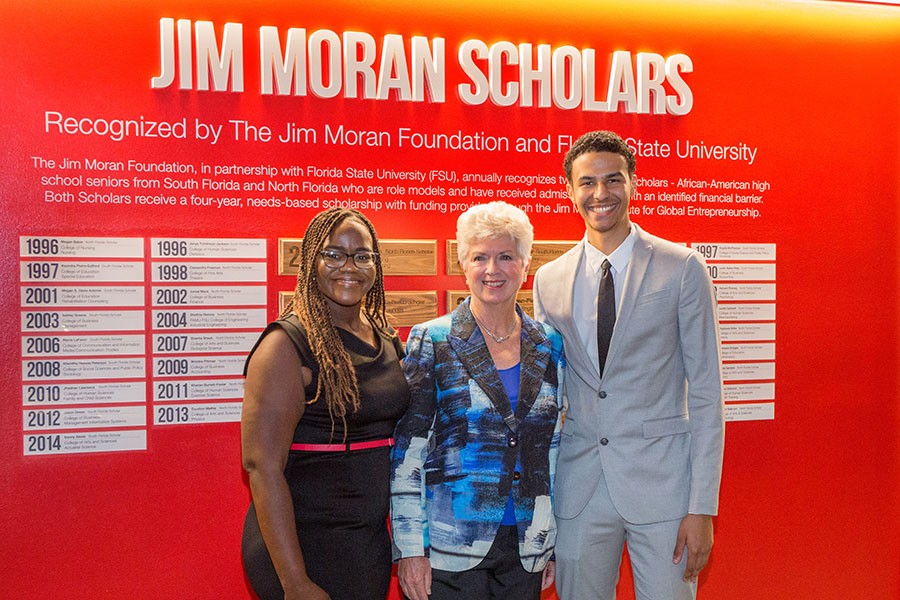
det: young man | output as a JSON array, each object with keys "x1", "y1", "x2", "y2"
[{"x1": 533, "y1": 130, "x2": 725, "y2": 600}]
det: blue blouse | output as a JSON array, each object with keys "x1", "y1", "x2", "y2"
[{"x1": 498, "y1": 363, "x2": 521, "y2": 525}]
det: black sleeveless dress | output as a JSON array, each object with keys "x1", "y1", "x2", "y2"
[{"x1": 241, "y1": 315, "x2": 411, "y2": 600}]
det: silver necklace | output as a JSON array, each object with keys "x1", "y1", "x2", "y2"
[{"x1": 474, "y1": 314, "x2": 517, "y2": 344}]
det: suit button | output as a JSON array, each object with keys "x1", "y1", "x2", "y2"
[
  {"x1": 508, "y1": 436, "x2": 518, "y2": 448},
  {"x1": 600, "y1": 438, "x2": 609, "y2": 446},
  {"x1": 513, "y1": 471, "x2": 521, "y2": 481},
  {"x1": 598, "y1": 391, "x2": 607, "y2": 399}
]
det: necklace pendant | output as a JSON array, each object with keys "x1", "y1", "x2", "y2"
[
  {"x1": 474, "y1": 315, "x2": 516, "y2": 344},
  {"x1": 487, "y1": 330, "x2": 511, "y2": 343}
]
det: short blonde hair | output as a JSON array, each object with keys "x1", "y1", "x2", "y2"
[{"x1": 456, "y1": 201, "x2": 533, "y2": 263}]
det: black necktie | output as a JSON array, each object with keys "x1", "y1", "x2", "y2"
[{"x1": 597, "y1": 259, "x2": 615, "y2": 377}]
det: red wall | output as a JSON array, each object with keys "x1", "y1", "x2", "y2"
[{"x1": 1, "y1": 1, "x2": 898, "y2": 598}]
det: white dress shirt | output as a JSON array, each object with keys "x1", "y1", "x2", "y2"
[{"x1": 572, "y1": 224, "x2": 636, "y2": 374}]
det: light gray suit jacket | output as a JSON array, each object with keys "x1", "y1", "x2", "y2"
[{"x1": 533, "y1": 224, "x2": 724, "y2": 524}]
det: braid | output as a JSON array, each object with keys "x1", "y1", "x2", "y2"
[
  {"x1": 357, "y1": 216, "x2": 389, "y2": 331},
  {"x1": 281, "y1": 207, "x2": 389, "y2": 441}
]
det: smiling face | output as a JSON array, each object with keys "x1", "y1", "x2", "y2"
[
  {"x1": 461, "y1": 235, "x2": 530, "y2": 310},
  {"x1": 316, "y1": 217, "x2": 377, "y2": 313},
  {"x1": 567, "y1": 151, "x2": 635, "y2": 253}
]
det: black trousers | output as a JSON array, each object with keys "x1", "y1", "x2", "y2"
[{"x1": 426, "y1": 525, "x2": 543, "y2": 600}]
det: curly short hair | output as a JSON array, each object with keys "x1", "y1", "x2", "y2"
[
  {"x1": 456, "y1": 201, "x2": 533, "y2": 264},
  {"x1": 563, "y1": 130, "x2": 636, "y2": 183}
]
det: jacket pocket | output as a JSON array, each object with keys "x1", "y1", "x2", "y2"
[
  {"x1": 642, "y1": 414, "x2": 690, "y2": 438},
  {"x1": 635, "y1": 288, "x2": 671, "y2": 305}
]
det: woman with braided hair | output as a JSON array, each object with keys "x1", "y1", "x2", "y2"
[{"x1": 241, "y1": 207, "x2": 410, "y2": 600}]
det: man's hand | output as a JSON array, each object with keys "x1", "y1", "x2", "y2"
[
  {"x1": 398, "y1": 556, "x2": 432, "y2": 600},
  {"x1": 672, "y1": 513, "x2": 714, "y2": 582},
  {"x1": 541, "y1": 560, "x2": 556, "y2": 591}
]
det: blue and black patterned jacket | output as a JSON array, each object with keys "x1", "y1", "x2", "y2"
[{"x1": 390, "y1": 297, "x2": 566, "y2": 573}]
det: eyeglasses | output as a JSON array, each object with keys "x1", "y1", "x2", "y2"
[{"x1": 319, "y1": 250, "x2": 379, "y2": 269}]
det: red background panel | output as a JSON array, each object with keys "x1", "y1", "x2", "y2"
[{"x1": 1, "y1": 1, "x2": 898, "y2": 598}]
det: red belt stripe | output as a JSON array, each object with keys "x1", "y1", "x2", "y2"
[{"x1": 290, "y1": 438, "x2": 394, "y2": 452}]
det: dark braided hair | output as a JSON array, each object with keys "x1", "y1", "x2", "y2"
[{"x1": 281, "y1": 207, "x2": 389, "y2": 440}]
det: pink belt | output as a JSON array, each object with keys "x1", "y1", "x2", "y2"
[{"x1": 290, "y1": 438, "x2": 394, "y2": 452}]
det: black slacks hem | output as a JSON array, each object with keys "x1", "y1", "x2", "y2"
[{"x1": 418, "y1": 525, "x2": 542, "y2": 600}]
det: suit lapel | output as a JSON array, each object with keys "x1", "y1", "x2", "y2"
[
  {"x1": 554, "y1": 242, "x2": 603, "y2": 387},
  {"x1": 549, "y1": 241, "x2": 603, "y2": 388},
  {"x1": 446, "y1": 298, "x2": 517, "y2": 433},
  {"x1": 604, "y1": 225, "x2": 653, "y2": 375}
]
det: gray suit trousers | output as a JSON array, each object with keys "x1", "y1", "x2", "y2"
[{"x1": 555, "y1": 471, "x2": 696, "y2": 600}]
